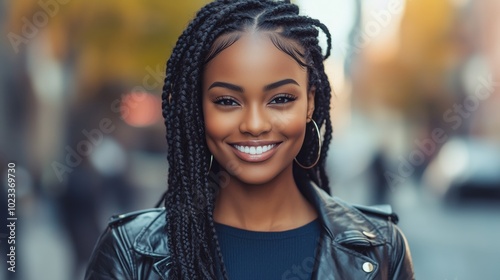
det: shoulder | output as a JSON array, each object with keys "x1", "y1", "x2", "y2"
[
  {"x1": 314, "y1": 192, "x2": 414, "y2": 278},
  {"x1": 351, "y1": 203, "x2": 399, "y2": 225},
  {"x1": 323, "y1": 195, "x2": 400, "y2": 235},
  {"x1": 106, "y1": 207, "x2": 169, "y2": 256},
  {"x1": 325, "y1": 196, "x2": 404, "y2": 247},
  {"x1": 328, "y1": 197, "x2": 415, "y2": 278},
  {"x1": 303, "y1": 181, "x2": 404, "y2": 246},
  {"x1": 85, "y1": 208, "x2": 168, "y2": 280},
  {"x1": 108, "y1": 207, "x2": 166, "y2": 232}
]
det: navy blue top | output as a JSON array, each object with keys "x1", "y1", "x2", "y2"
[{"x1": 215, "y1": 219, "x2": 322, "y2": 280}]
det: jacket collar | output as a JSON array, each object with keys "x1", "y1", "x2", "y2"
[
  {"x1": 299, "y1": 180, "x2": 387, "y2": 279},
  {"x1": 132, "y1": 209, "x2": 171, "y2": 279},
  {"x1": 133, "y1": 208, "x2": 169, "y2": 257},
  {"x1": 299, "y1": 180, "x2": 386, "y2": 246}
]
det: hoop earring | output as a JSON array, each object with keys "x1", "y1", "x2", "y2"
[
  {"x1": 294, "y1": 119, "x2": 322, "y2": 169},
  {"x1": 206, "y1": 154, "x2": 213, "y2": 175}
]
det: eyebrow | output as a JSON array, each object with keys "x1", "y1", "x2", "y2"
[
  {"x1": 264, "y1": 79, "x2": 299, "y2": 91},
  {"x1": 208, "y1": 82, "x2": 243, "y2": 92},
  {"x1": 208, "y1": 79, "x2": 299, "y2": 93}
]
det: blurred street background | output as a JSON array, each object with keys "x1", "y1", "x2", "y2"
[{"x1": 1, "y1": 0, "x2": 499, "y2": 279}]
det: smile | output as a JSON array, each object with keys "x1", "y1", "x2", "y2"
[
  {"x1": 233, "y1": 144, "x2": 276, "y2": 155},
  {"x1": 229, "y1": 142, "x2": 281, "y2": 163}
]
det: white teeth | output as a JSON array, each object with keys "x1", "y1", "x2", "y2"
[{"x1": 234, "y1": 144, "x2": 275, "y2": 155}]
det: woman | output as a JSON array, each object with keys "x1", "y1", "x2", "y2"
[{"x1": 85, "y1": 0, "x2": 414, "y2": 279}]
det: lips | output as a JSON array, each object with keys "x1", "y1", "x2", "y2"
[{"x1": 229, "y1": 141, "x2": 281, "y2": 162}]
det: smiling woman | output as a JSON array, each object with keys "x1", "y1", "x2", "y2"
[{"x1": 85, "y1": 1, "x2": 414, "y2": 279}]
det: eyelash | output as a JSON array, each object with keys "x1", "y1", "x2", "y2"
[
  {"x1": 213, "y1": 96, "x2": 240, "y2": 106},
  {"x1": 212, "y1": 94, "x2": 297, "y2": 107},
  {"x1": 269, "y1": 94, "x2": 297, "y2": 104}
]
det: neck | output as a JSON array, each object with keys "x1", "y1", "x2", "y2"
[{"x1": 213, "y1": 166, "x2": 317, "y2": 231}]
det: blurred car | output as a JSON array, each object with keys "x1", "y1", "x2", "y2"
[{"x1": 422, "y1": 137, "x2": 500, "y2": 202}]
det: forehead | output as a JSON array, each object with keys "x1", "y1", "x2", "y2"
[{"x1": 203, "y1": 32, "x2": 307, "y2": 87}]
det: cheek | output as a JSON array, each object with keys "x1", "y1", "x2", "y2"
[
  {"x1": 203, "y1": 101, "x2": 235, "y2": 147},
  {"x1": 272, "y1": 110, "x2": 307, "y2": 145}
]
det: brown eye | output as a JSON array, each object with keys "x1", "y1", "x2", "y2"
[
  {"x1": 269, "y1": 94, "x2": 297, "y2": 104},
  {"x1": 214, "y1": 97, "x2": 240, "y2": 106}
]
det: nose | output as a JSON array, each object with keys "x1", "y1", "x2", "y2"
[{"x1": 239, "y1": 105, "x2": 272, "y2": 137}]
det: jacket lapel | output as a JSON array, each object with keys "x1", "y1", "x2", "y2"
[
  {"x1": 311, "y1": 234, "x2": 379, "y2": 280},
  {"x1": 300, "y1": 181, "x2": 385, "y2": 279},
  {"x1": 132, "y1": 209, "x2": 172, "y2": 279}
]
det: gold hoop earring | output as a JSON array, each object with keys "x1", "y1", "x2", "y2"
[
  {"x1": 206, "y1": 154, "x2": 213, "y2": 175},
  {"x1": 294, "y1": 119, "x2": 322, "y2": 169}
]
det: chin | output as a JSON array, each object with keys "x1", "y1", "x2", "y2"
[
  {"x1": 227, "y1": 165, "x2": 289, "y2": 186},
  {"x1": 236, "y1": 176, "x2": 274, "y2": 186}
]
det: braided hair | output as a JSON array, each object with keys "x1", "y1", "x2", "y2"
[{"x1": 161, "y1": 0, "x2": 333, "y2": 278}]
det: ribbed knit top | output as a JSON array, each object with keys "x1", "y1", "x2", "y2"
[{"x1": 215, "y1": 219, "x2": 321, "y2": 280}]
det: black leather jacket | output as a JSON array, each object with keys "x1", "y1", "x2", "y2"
[{"x1": 85, "y1": 182, "x2": 414, "y2": 279}]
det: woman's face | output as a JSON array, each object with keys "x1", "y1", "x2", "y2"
[{"x1": 202, "y1": 31, "x2": 315, "y2": 186}]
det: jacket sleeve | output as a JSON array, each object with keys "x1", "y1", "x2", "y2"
[
  {"x1": 85, "y1": 225, "x2": 135, "y2": 280},
  {"x1": 390, "y1": 224, "x2": 415, "y2": 280}
]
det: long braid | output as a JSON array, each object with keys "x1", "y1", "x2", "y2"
[
  {"x1": 162, "y1": 1, "x2": 334, "y2": 279},
  {"x1": 260, "y1": 6, "x2": 333, "y2": 193}
]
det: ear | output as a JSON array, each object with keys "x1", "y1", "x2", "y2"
[{"x1": 306, "y1": 86, "x2": 316, "y2": 123}]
